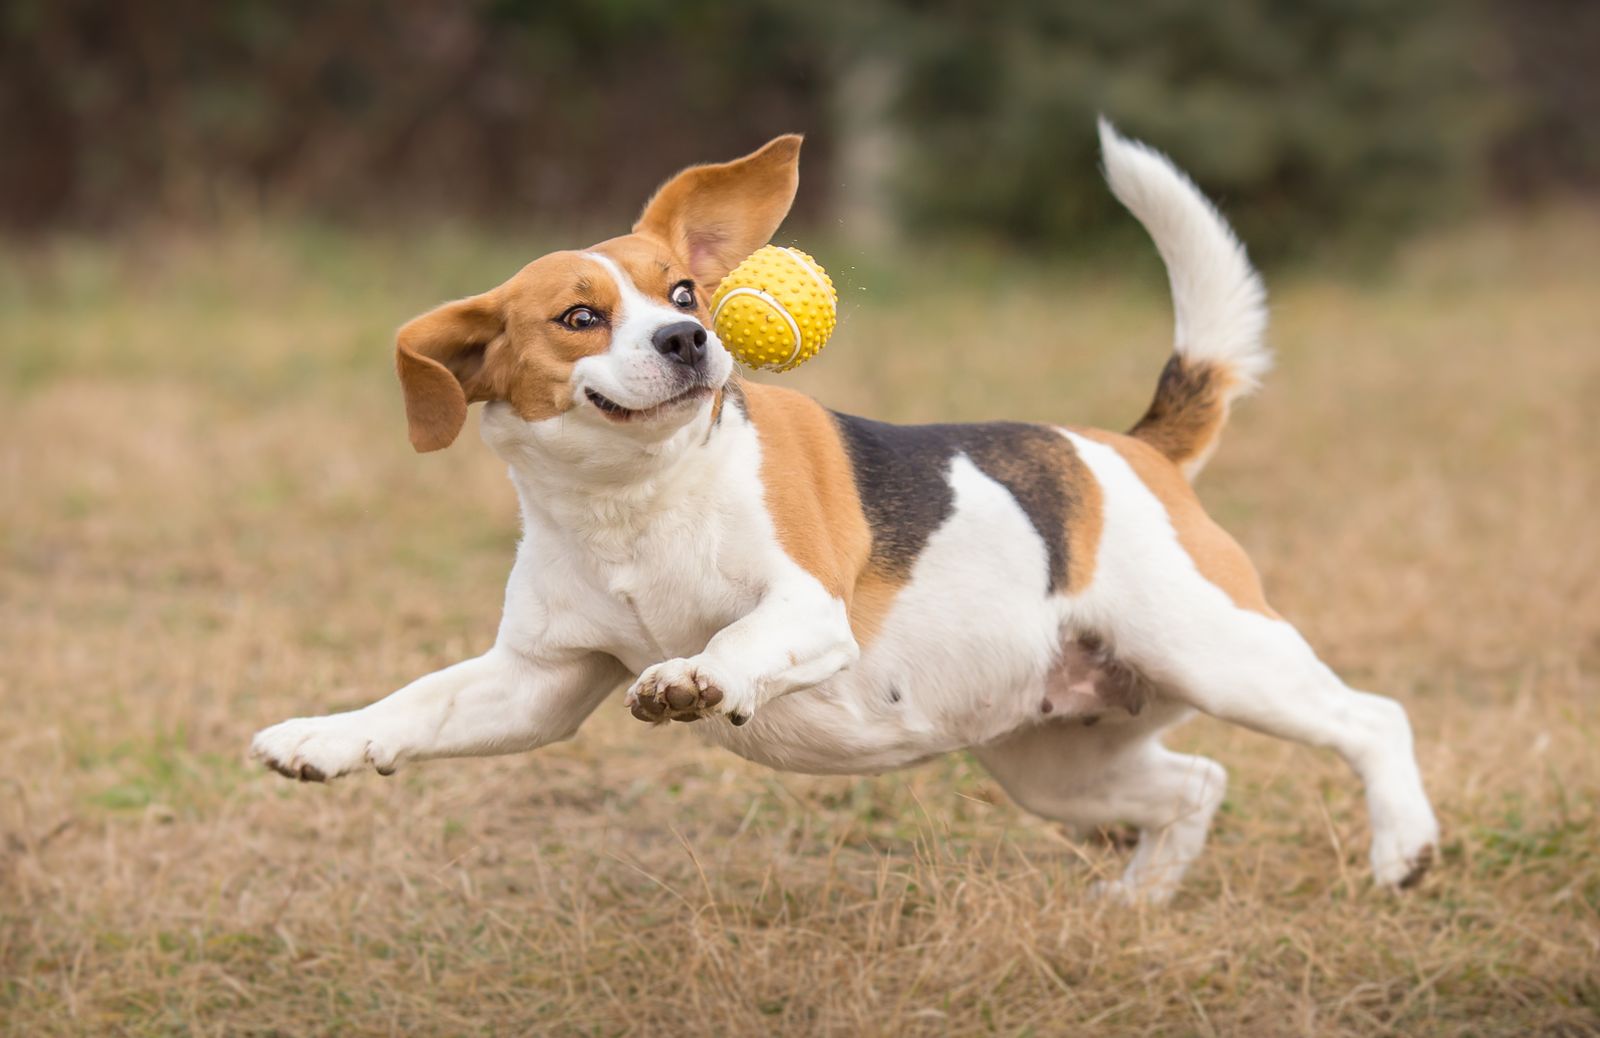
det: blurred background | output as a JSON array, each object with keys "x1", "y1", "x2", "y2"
[
  {"x1": 2, "y1": 0, "x2": 1596, "y2": 254},
  {"x1": 4, "y1": 3, "x2": 1598, "y2": 1035}
]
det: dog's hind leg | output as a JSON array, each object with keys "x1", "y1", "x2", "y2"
[
  {"x1": 1065, "y1": 429, "x2": 1440, "y2": 891},
  {"x1": 1131, "y1": 610, "x2": 1440, "y2": 891},
  {"x1": 974, "y1": 706, "x2": 1227, "y2": 904}
]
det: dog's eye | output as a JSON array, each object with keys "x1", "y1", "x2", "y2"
[
  {"x1": 670, "y1": 282, "x2": 695, "y2": 309},
  {"x1": 561, "y1": 307, "x2": 600, "y2": 330}
]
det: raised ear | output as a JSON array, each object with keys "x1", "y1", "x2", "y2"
[
  {"x1": 634, "y1": 134, "x2": 802, "y2": 286},
  {"x1": 395, "y1": 292, "x2": 506, "y2": 452}
]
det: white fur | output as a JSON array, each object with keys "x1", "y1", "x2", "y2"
[
  {"x1": 1099, "y1": 119, "x2": 1270, "y2": 479},
  {"x1": 1055, "y1": 433, "x2": 1437, "y2": 892},
  {"x1": 567, "y1": 251, "x2": 736, "y2": 416},
  {"x1": 253, "y1": 127, "x2": 1438, "y2": 903},
  {"x1": 1099, "y1": 119, "x2": 1270, "y2": 390}
]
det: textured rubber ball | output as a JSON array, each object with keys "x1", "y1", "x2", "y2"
[{"x1": 709, "y1": 245, "x2": 838, "y2": 372}]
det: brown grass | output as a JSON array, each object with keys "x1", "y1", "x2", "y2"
[{"x1": 2, "y1": 212, "x2": 1598, "y2": 1036}]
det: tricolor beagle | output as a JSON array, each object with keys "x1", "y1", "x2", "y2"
[{"x1": 252, "y1": 122, "x2": 1439, "y2": 902}]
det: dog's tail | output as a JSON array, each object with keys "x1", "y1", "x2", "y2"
[{"x1": 1099, "y1": 118, "x2": 1270, "y2": 481}]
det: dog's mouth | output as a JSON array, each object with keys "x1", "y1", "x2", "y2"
[{"x1": 585, "y1": 386, "x2": 713, "y2": 423}]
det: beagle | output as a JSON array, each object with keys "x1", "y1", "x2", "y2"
[{"x1": 252, "y1": 122, "x2": 1439, "y2": 902}]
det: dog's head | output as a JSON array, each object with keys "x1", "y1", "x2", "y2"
[{"x1": 394, "y1": 136, "x2": 801, "y2": 453}]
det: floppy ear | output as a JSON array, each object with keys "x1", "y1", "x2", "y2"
[
  {"x1": 634, "y1": 134, "x2": 802, "y2": 286},
  {"x1": 395, "y1": 292, "x2": 506, "y2": 452}
]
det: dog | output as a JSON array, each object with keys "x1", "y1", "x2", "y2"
[{"x1": 251, "y1": 121, "x2": 1439, "y2": 903}]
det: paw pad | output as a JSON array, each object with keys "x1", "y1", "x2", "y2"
[
  {"x1": 626, "y1": 660, "x2": 747, "y2": 726},
  {"x1": 630, "y1": 680, "x2": 723, "y2": 724}
]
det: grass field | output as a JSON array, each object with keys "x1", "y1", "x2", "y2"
[{"x1": 3, "y1": 211, "x2": 1598, "y2": 1036}]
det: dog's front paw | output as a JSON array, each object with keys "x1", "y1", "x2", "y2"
[
  {"x1": 626, "y1": 658, "x2": 751, "y2": 727},
  {"x1": 250, "y1": 716, "x2": 397, "y2": 782}
]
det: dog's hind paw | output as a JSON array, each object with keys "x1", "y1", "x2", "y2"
[{"x1": 1370, "y1": 815, "x2": 1440, "y2": 892}]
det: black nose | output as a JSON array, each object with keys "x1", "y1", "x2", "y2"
[{"x1": 652, "y1": 321, "x2": 708, "y2": 366}]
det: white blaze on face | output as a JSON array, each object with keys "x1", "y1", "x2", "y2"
[{"x1": 569, "y1": 252, "x2": 732, "y2": 417}]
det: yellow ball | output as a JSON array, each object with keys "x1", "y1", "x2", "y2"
[{"x1": 710, "y1": 245, "x2": 837, "y2": 372}]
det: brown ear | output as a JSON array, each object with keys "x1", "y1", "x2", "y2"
[
  {"x1": 634, "y1": 134, "x2": 802, "y2": 286},
  {"x1": 395, "y1": 292, "x2": 506, "y2": 452}
]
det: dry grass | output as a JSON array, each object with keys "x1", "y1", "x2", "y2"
[{"x1": 2, "y1": 211, "x2": 1598, "y2": 1036}]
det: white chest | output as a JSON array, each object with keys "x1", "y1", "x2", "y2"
[
  {"x1": 507, "y1": 441, "x2": 776, "y2": 672},
  {"x1": 592, "y1": 536, "x2": 760, "y2": 671}
]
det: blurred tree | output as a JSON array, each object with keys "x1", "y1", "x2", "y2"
[
  {"x1": 893, "y1": 0, "x2": 1502, "y2": 257},
  {"x1": 0, "y1": 0, "x2": 836, "y2": 231},
  {"x1": 1487, "y1": 0, "x2": 1600, "y2": 198},
  {"x1": 0, "y1": 0, "x2": 1590, "y2": 254}
]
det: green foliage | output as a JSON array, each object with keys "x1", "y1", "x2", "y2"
[
  {"x1": 0, "y1": 0, "x2": 1585, "y2": 256},
  {"x1": 895, "y1": 0, "x2": 1500, "y2": 257}
]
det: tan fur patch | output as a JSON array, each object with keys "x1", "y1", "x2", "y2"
[
  {"x1": 395, "y1": 294, "x2": 504, "y2": 452},
  {"x1": 1063, "y1": 448, "x2": 1103, "y2": 594},
  {"x1": 591, "y1": 234, "x2": 706, "y2": 318},
  {"x1": 634, "y1": 136, "x2": 802, "y2": 286},
  {"x1": 1128, "y1": 357, "x2": 1236, "y2": 473},
  {"x1": 395, "y1": 251, "x2": 631, "y2": 450},
  {"x1": 848, "y1": 568, "x2": 902, "y2": 647},
  {"x1": 1079, "y1": 428, "x2": 1277, "y2": 618},
  {"x1": 739, "y1": 383, "x2": 894, "y2": 640},
  {"x1": 493, "y1": 254, "x2": 624, "y2": 419}
]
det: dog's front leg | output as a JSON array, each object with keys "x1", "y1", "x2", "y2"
[
  {"x1": 627, "y1": 580, "x2": 858, "y2": 726},
  {"x1": 251, "y1": 648, "x2": 625, "y2": 782}
]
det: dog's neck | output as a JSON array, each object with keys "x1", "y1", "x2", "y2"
[{"x1": 482, "y1": 396, "x2": 736, "y2": 555}]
